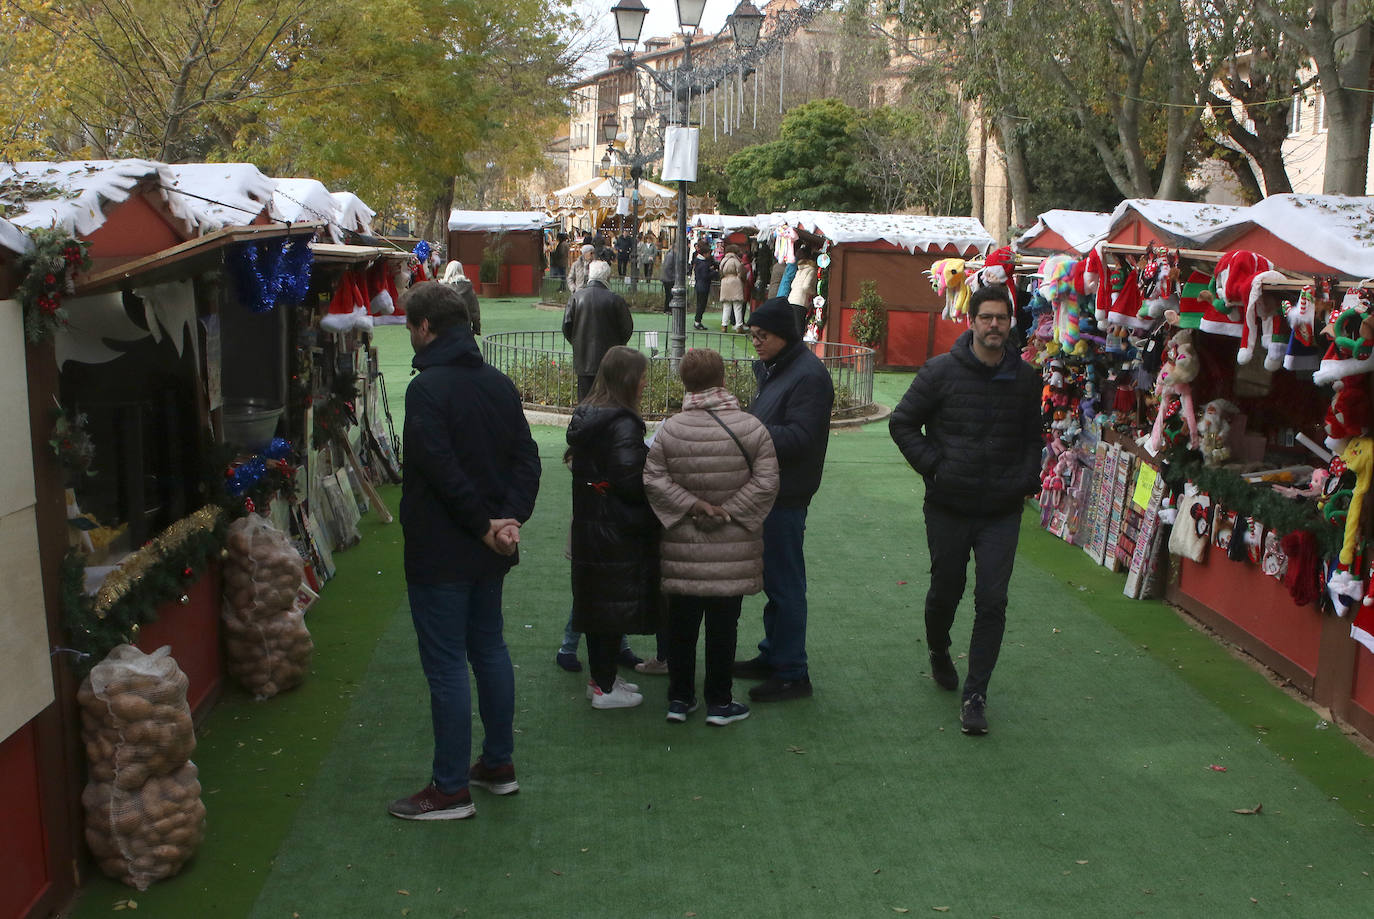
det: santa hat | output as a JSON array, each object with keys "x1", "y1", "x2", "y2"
[
  {"x1": 1107, "y1": 274, "x2": 1149, "y2": 330},
  {"x1": 320, "y1": 269, "x2": 372, "y2": 333},
  {"x1": 366, "y1": 262, "x2": 396, "y2": 316},
  {"x1": 979, "y1": 246, "x2": 1018, "y2": 308},
  {"x1": 1314, "y1": 289, "x2": 1374, "y2": 385},
  {"x1": 1202, "y1": 251, "x2": 1272, "y2": 340},
  {"x1": 1237, "y1": 268, "x2": 1288, "y2": 366}
]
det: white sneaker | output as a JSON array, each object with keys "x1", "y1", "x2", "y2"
[
  {"x1": 585, "y1": 676, "x2": 640, "y2": 700},
  {"x1": 590, "y1": 681, "x2": 643, "y2": 709}
]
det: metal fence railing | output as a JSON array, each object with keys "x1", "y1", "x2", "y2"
[{"x1": 482, "y1": 329, "x2": 875, "y2": 420}]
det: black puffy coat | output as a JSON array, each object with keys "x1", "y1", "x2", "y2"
[
  {"x1": 889, "y1": 329, "x2": 1043, "y2": 517},
  {"x1": 748, "y1": 341, "x2": 834, "y2": 508},
  {"x1": 567, "y1": 405, "x2": 660, "y2": 634},
  {"x1": 401, "y1": 326, "x2": 540, "y2": 583}
]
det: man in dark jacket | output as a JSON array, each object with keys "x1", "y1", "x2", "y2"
[
  {"x1": 563, "y1": 260, "x2": 634, "y2": 400},
  {"x1": 735, "y1": 296, "x2": 834, "y2": 702},
  {"x1": 389, "y1": 282, "x2": 541, "y2": 820},
  {"x1": 889, "y1": 284, "x2": 1042, "y2": 736}
]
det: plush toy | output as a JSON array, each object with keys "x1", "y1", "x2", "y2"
[
  {"x1": 1136, "y1": 246, "x2": 1180, "y2": 324},
  {"x1": 971, "y1": 246, "x2": 1017, "y2": 308},
  {"x1": 1205, "y1": 250, "x2": 1281, "y2": 358},
  {"x1": 1330, "y1": 437, "x2": 1374, "y2": 567},
  {"x1": 1147, "y1": 328, "x2": 1200, "y2": 453},
  {"x1": 1196, "y1": 398, "x2": 1238, "y2": 466},
  {"x1": 1037, "y1": 255, "x2": 1083, "y2": 354},
  {"x1": 926, "y1": 258, "x2": 969, "y2": 321},
  {"x1": 1313, "y1": 287, "x2": 1374, "y2": 385},
  {"x1": 1324, "y1": 379, "x2": 1372, "y2": 453}
]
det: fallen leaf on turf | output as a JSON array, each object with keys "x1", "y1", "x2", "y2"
[
  {"x1": 580, "y1": 848, "x2": 589, "y2": 853},
  {"x1": 892, "y1": 909, "x2": 910, "y2": 914},
  {"x1": 786, "y1": 745, "x2": 807, "y2": 754},
  {"x1": 897, "y1": 580, "x2": 907, "y2": 585},
  {"x1": 1250, "y1": 898, "x2": 1259, "y2": 904},
  {"x1": 397, "y1": 890, "x2": 410, "y2": 896},
  {"x1": 127, "y1": 905, "x2": 137, "y2": 911},
  {"x1": 1076, "y1": 860, "x2": 1088, "y2": 865},
  {"x1": 686, "y1": 913, "x2": 697, "y2": 917},
  {"x1": 874, "y1": 868, "x2": 881, "y2": 874},
  {"x1": 932, "y1": 908, "x2": 950, "y2": 913},
  {"x1": 402, "y1": 909, "x2": 410, "y2": 916},
  {"x1": 1209, "y1": 764, "x2": 1227, "y2": 772},
  {"x1": 552, "y1": 869, "x2": 563, "y2": 876},
  {"x1": 1233, "y1": 804, "x2": 1263, "y2": 815}
]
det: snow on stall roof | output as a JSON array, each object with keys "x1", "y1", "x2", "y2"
[
  {"x1": 0, "y1": 159, "x2": 201, "y2": 238},
  {"x1": 447, "y1": 210, "x2": 551, "y2": 232},
  {"x1": 271, "y1": 177, "x2": 345, "y2": 241},
  {"x1": 1108, "y1": 198, "x2": 1246, "y2": 246},
  {"x1": 0, "y1": 217, "x2": 30, "y2": 256},
  {"x1": 1219, "y1": 194, "x2": 1374, "y2": 278},
  {"x1": 754, "y1": 211, "x2": 994, "y2": 256},
  {"x1": 163, "y1": 163, "x2": 275, "y2": 230},
  {"x1": 1016, "y1": 209, "x2": 1111, "y2": 254},
  {"x1": 332, "y1": 192, "x2": 376, "y2": 235},
  {"x1": 690, "y1": 214, "x2": 758, "y2": 232}
]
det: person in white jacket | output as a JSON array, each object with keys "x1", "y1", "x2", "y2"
[{"x1": 643, "y1": 349, "x2": 779, "y2": 726}]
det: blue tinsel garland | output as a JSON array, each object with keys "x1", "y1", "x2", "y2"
[{"x1": 226, "y1": 238, "x2": 314, "y2": 312}]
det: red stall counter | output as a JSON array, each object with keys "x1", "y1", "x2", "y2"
[{"x1": 136, "y1": 562, "x2": 224, "y2": 719}]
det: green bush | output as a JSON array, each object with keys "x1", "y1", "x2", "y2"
[{"x1": 848, "y1": 279, "x2": 887, "y2": 346}]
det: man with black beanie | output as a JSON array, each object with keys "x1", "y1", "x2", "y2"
[{"x1": 734, "y1": 297, "x2": 834, "y2": 701}]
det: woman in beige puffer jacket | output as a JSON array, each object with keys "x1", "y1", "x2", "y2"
[{"x1": 643, "y1": 349, "x2": 779, "y2": 725}]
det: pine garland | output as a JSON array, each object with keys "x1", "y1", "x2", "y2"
[
  {"x1": 18, "y1": 228, "x2": 89, "y2": 343},
  {"x1": 1160, "y1": 445, "x2": 1340, "y2": 557},
  {"x1": 61, "y1": 505, "x2": 227, "y2": 675}
]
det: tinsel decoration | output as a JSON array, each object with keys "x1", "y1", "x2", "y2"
[
  {"x1": 412, "y1": 240, "x2": 432, "y2": 264},
  {"x1": 18, "y1": 228, "x2": 90, "y2": 343},
  {"x1": 220, "y1": 438, "x2": 297, "y2": 517},
  {"x1": 225, "y1": 237, "x2": 314, "y2": 312},
  {"x1": 1161, "y1": 445, "x2": 1340, "y2": 559},
  {"x1": 61, "y1": 505, "x2": 227, "y2": 675}
]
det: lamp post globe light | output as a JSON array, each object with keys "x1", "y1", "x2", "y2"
[{"x1": 608, "y1": 0, "x2": 762, "y2": 359}]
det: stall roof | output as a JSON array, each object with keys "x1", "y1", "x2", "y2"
[
  {"x1": 0, "y1": 159, "x2": 201, "y2": 238},
  {"x1": 1107, "y1": 199, "x2": 1245, "y2": 247},
  {"x1": 548, "y1": 176, "x2": 678, "y2": 200},
  {"x1": 755, "y1": 211, "x2": 994, "y2": 256},
  {"x1": 162, "y1": 163, "x2": 275, "y2": 231},
  {"x1": 1212, "y1": 193, "x2": 1374, "y2": 278},
  {"x1": 271, "y1": 177, "x2": 347, "y2": 242},
  {"x1": 447, "y1": 209, "x2": 551, "y2": 232},
  {"x1": 690, "y1": 214, "x2": 758, "y2": 232},
  {"x1": 332, "y1": 192, "x2": 377, "y2": 236},
  {"x1": 1016, "y1": 209, "x2": 1110, "y2": 254},
  {"x1": 0, "y1": 217, "x2": 30, "y2": 256}
]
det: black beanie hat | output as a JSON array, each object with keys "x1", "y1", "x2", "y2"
[{"x1": 747, "y1": 296, "x2": 800, "y2": 342}]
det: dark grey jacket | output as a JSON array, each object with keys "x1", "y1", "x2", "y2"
[
  {"x1": 748, "y1": 341, "x2": 834, "y2": 508},
  {"x1": 889, "y1": 329, "x2": 1043, "y2": 517},
  {"x1": 562, "y1": 280, "x2": 633, "y2": 376}
]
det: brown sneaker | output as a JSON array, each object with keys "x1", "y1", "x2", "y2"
[
  {"x1": 469, "y1": 757, "x2": 520, "y2": 795},
  {"x1": 634, "y1": 656, "x2": 670, "y2": 675},
  {"x1": 387, "y1": 783, "x2": 475, "y2": 820}
]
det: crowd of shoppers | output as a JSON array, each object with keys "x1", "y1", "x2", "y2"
[{"x1": 391, "y1": 234, "x2": 1039, "y2": 822}]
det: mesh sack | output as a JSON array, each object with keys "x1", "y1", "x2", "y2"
[
  {"x1": 222, "y1": 515, "x2": 312, "y2": 699},
  {"x1": 77, "y1": 644, "x2": 195, "y2": 790},
  {"x1": 83, "y1": 760, "x2": 206, "y2": 890}
]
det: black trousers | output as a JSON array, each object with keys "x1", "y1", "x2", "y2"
[
  {"x1": 662, "y1": 280, "x2": 673, "y2": 311},
  {"x1": 694, "y1": 286, "x2": 710, "y2": 324},
  {"x1": 667, "y1": 594, "x2": 743, "y2": 707},
  {"x1": 923, "y1": 502, "x2": 1021, "y2": 701},
  {"x1": 586, "y1": 631, "x2": 622, "y2": 693},
  {"x1": 577, "y1": 373, "x2": 595, "y2": 402}
]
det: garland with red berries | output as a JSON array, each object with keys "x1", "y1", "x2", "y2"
[{"x1": 18, "y1": 227, "x2": 90, "y2": 343}]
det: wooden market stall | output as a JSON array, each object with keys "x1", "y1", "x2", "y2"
[
  {"x1": 1103, "y1": 198, "x2": 1246, "y2": 249},
  {"x1": 446, "y1": 210, "x2": 551, "y2": 297},
  {"x1": 1015, "y1": 208, "x2": 1110, "y2": 256},
  {"x1": 755, "y1": 211, "x2": 994, "y2": 369}
]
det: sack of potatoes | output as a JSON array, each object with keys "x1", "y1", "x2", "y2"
[
  {"x1": 222, "y1": 515, "x2": 312, "y2": 699},
  {"x1": 83, "y1": 760, "x2": 206, "y2": 890},
  {"x1": 77, "y1": 645, "x2": 196, "y2": 790}
]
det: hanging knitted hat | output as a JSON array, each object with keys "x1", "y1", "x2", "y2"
[
  {"x1": 367, "y1": 262, "x2": 396, "y2": 316},
  {"x1": 1280, "y1": 530, "x2": 1320, "y2": 606},
  {"x1": 1201, "y1": 250, "x2": 1272, "y2": 339},
  {"x1": 1176, "y1": 268, "x2": 1213, "y2": 330},
  {"x1": 1237, "y1": 269, "x2": 1288, "y2": 366}
]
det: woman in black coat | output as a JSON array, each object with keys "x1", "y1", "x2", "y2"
[{"x1": 567, "y1": 346, "x2": 660, "y2": 709}]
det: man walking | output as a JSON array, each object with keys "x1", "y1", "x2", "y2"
[
  {"x1": 390, "y1": 281, "x2": 541, "y2": 820},
  {"x1": 734, "y1": 297, "x2": 834, "y2": 702},
  {"x1": 888, "y1": 284, "x2": 1042, "y2": 735},
  {"x1": 568, "y1": 244, "x2": 594, "y2": 295},
  {"x1": 563, "y1": 259, "x2": 634, "y2": 401}
]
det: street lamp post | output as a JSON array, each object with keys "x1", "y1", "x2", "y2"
[
  {"x1": 611, "y1": 0, "x2": 760, "y2": 360},
  {"x1": 628, "y1": 107, "x2": 648, "y2": 294}
]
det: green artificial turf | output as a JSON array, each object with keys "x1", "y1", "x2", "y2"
[{"x1": 69, "y1": 297, "x2": 1374, "y2": 917}]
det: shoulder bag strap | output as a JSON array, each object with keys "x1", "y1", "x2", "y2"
[{"x1": 705, "y1": 409, "x2": 753, "y2": 474}]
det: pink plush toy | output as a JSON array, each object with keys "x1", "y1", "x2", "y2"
[{"x1": 1148, "y1": 328, "x2": 1200, "y2": 454}]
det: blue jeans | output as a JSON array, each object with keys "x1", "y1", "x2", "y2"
[
  {"x1": 922, "y1": 503, "x2": 1021, "y2": 701},
  {"x1": 757, "y1": 506, "x2": 809, "y2": 679},
  {"x1": 408, "y1": 578, "x2": 515, "y2": 794}
]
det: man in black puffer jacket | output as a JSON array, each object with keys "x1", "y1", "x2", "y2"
[
  {"x1": 889, "y1": 284, "x2": 1042, "y2": 737},
  {"x1": 389, "y1": 282, "x2": 541, "y2": 821},
  {"x1": 735, "y1": 297, "x2": 834, "y2": 703}
]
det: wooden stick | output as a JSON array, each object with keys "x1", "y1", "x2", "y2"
[{"x1": 337, "y1": 434, "x2": 394, "y2": 524}]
